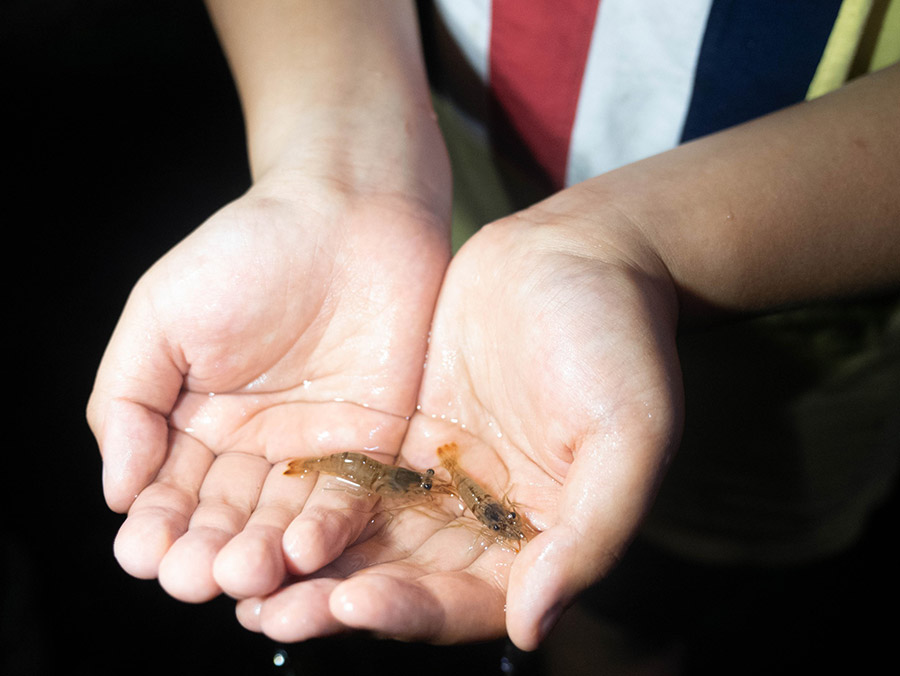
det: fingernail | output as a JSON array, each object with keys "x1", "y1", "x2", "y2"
[{"x1": 539, "y1": 602, "x2": 564, "y2": 641}]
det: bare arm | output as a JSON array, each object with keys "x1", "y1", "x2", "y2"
[
  {"x1": 204, "y1": 0, "x2": 447, "y2": 201},
  {"x1": 540, "y1": 63, "x2": 900, "y2": 319}
]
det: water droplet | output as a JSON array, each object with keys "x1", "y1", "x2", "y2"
[{"x1": 246, "y1": 373, "x2": 268, "y2": 390}]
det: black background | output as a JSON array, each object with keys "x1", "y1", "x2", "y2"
[
  {"x1": 3, "y1": 2, "x2": 896, "y2": 675},
  {"x1": 2, "y1": 1, "x2": 516, "y2": 674}
]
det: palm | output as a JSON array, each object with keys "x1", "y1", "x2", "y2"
[
  {"x1": 241, "y1": 215, "x2": 683, "y2": 648},
  {"x1": 87, "y1": 177, "x2": 449, "y2": 602}
]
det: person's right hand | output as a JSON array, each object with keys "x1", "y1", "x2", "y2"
[
  {"x1": 86, "y1": 154, "x2": 451, "y2": 605},
  {"x1": 86, "y1": 0, "x2": 453, "y2": 617}
]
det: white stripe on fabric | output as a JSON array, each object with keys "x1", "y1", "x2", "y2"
[
  {"x1": 433, "y1": 0, "x2": 492, "y2": 82},
  {"x1": 565, "y1": 0, "x2": 713, "y2": 186}
]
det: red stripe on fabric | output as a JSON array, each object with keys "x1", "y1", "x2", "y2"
[{"x1": 489, "y1": 0, "x2": 601, "y2": 188}]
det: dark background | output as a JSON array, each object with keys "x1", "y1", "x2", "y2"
[
  {"x1": 3, "y1": 2, "x2": 519, "y2": 674},
  {"x1": 3, "y1": 2, "x2": 896, "y2": 675}
]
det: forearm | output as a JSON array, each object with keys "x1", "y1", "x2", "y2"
[
  {"x1": 582, "y1": 63, "x2": 900, "y2": 319},
  {"x1": 205, "y1": 0, "x2": 444, "y2": 198}
]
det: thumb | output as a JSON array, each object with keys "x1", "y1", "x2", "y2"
[
  {"x1": 505, "y1": 423, "x2": 676, "y2": 650},
  {"x1": 86, "y1": 292, "x2": 184, "y2": 512}
]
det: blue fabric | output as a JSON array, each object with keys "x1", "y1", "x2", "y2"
[{"x1": 681, "y1": 0, "x2": 843, "y2": 142}]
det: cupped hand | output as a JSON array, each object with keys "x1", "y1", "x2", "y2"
[
  {"x1": 86, "y1": 169, "x2": 450, "y2": 607},
  {"x1": 239, "y1": 191, "x2": 684, "y2": 649}
]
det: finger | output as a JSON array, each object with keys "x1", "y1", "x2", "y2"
[
  {"x1": 235, "y1": 596, "x2": 265, "y2": 633},
  {"x1": 113, "y1": 430, "x2": 212, "y2": 579},
  {"x1": 280, "y1": 473, "x2": 383, "y2": 576},
  {"x1": 313, "y1": 498, "x2": 468, "y2": 580},
  {"x1": 238, "y1": 578, "x2": 347, "y2": 642},
  {"x1": 280, "y1": 476, "x2": 460, "y2": 578},
  {"x1": 93, "y1": 397, "x2": 173, "y2": 513},
  {"x1": 505, "y1": 425, "x2": 672, "y2": 650},
  {"x1": 213, "y1": 461, "x2": 315, "y2": 598},
  {"x1": 505, "y1": 526, "x2": 604, "y2": 651},
  {"x1": 157, "y1": 452, "x2": 270, "y2": 602},
  {"x1": 87, "y1": 299, "x2": 185, "y2": 513},
  {"x1": 324, "y1": 522, "x2": 515, "y2": 644},
  {"x1": 329, "y1": 569, "x2": 508, "y2": 644}
]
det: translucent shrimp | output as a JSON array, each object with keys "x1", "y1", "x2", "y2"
[
  {"x1": 284, "y1": 451, "x2": 450, "y2": 498},
  {"x1": 436, "y1": 442, "x2": 526, "y2": 548}
]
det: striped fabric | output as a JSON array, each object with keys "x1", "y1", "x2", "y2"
[{"x1": 433, "y1": 0, "x2": 896, "y2": 189}]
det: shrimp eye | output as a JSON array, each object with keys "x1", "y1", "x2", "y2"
[
  {"x1": 423, "y1": 481, "x2": 432, "y2": 490},
  {"x1": 507, "y1": 512, "x2": 517, "y2": 521},
  {"x1": 425, "y1": 469, "x2": 435, "y2": 477},
  {"x1": 492, "y1": 524, "x2": 501, "y2": 531}
]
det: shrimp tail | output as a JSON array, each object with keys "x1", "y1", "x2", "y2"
[
  {"x1": 435, "y1": 442, "x2": 461, "y2": 474},
  {"x1": 283, "y1": 456, "x2": 332, "y2": 476},
  {"x1": 283, "y1": 458, "x2": 313, "y2": 475}
]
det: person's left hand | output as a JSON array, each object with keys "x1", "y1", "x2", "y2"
[{"x1": 236, "y1": 193, "x2": 684, "y2": 649}]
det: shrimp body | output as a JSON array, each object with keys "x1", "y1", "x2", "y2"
[
  {"x1": 285, "y1": 451, "x2": 437, "y2": 497},
  {"x1": 436, "y1": 443, "x2": 525, "y2": 544}
]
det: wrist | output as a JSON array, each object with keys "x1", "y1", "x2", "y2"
[
  {"x1": 243, "y1": 145, "x2": 452, "y2": 273},
  {"x1": 252, "y1": 96, "x2": 451, "y2": 213},
  {"x1": 207, "y1": 0, "x2": 450, "y2": 210},
  {"x1": 495, "y1": 182, "x2": 681, "y2": 331}
]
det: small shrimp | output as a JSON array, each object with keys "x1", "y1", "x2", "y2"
[
  {"x1": 436, "y1": 442, "x2": 526, "y2": 547},
  {"x1": 284, "y1": 451, "x2": 445, "y2": 498}
]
